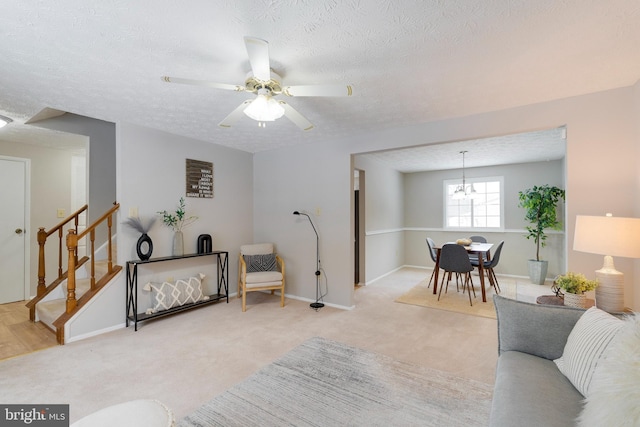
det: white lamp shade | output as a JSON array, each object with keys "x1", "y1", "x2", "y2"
[
  {"x1": 243, "y1": 94, "x2": 285, "y2": 122},
  {"x1": 573, "y1": 215, "x2": 640, "y2": 258}
]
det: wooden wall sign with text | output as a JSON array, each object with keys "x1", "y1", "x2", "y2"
[{"x1": 186, "y1": 159, "x2": 213, "y2": 198}]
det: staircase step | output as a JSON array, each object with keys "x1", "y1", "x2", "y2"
[
  {"x1": 36, "y1": 278, "x2": 92, "y2": 330},
  {"x1": 37, "y1": 299, "x2": 66, "y2": 331}
]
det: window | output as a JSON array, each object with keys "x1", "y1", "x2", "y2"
[{"x1": 444, "y1": 177, "x2": 503, "y2": 229}]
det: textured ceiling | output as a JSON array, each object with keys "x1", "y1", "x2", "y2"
[
  {"x1": 358, "y1": 127, "x2": 566, "y2": 173},
  {"x1": 0, "y1": 0, "x2": 639, "y2": 155}
]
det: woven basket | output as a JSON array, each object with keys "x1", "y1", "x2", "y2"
[{"x1": 563, "y1": 292, "x2": 587, "y2": 308}]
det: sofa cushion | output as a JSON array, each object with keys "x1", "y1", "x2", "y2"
[
  {"x1": 577, "y1": 312, "x2": 640, "y2": 426},
  {"x1": 554, "y1": 306, "x2": 624, "y2": 397},
  {"x1": 489, "y1": 351, "x2": 584, "y2": 427},
  {"x1": 493, "y1": 295, "x2": 585, "y2": 360}
]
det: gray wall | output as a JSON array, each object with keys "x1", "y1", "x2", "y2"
[
  {"x1": 253, "y1": 83, "x2": 640, "y2": 310},
  {"x1": 402, "y1": 160, "x2": 565, "y2": 278},
  {"x1": 33, "y1": 113, "x2": 116, "y2": 242}
]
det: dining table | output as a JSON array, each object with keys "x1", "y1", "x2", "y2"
[{"x1": 432, "y1": 242, "x2": 494, "y2": 302}]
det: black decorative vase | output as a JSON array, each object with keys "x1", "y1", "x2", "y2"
[
  {"x1": 136, "y1": 233, "x2": 153, "y2": 260},
  {"x1": 197, "y1": 234, "x2": 212, "y2": 254}
]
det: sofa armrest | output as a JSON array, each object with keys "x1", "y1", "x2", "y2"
[{"x1": 493, "y1": 295, "x2": 585, "y2": 360}]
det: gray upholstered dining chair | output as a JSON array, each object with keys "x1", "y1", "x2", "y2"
[
  {"x1": 468, "y1": 235, "x2": 488, "y2": 264},
  {"x1": 437, "y1": 243, "x2": 476, "y2": 306},
  {"x1": 426, "y1": 237, "x2": 439, "y2": 288},
  {"x1": 470, "y1": 240, "x2": 504, "y2": 294}
]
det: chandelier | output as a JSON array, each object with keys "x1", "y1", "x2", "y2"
[{"x1": 452, "y1": 150, "x2": 478, "y2": 200}]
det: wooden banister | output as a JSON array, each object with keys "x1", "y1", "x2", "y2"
[
  {"x1": 37, "y1": 204, "x2": 88, "y2": 296},
  {"x1": 64, "y1": 203, "x2": 120, "y2": 314},
  {"x1": 30, "y1": 203, "x2": 121, "y2": 344}
]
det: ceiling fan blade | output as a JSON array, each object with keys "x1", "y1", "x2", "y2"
[
  {"x1": 161, "y1": 76, "x2": 245, "y2": 92},
  {"x1": 283, "y1": 84, "x2": 353, "y2": 97},
  {"x1": 279, "y1": 101, "x2": 314, "y2": 131},
  {"x1": 244, "y1": 36, "x2": 271, "y2": 82},
  {"x1": 218, "y1": 100, "x2": 252, "y2": 128}
]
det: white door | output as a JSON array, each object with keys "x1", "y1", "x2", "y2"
[{"x1": 0, "y1": 157, "x2": 28, "y2": 304}]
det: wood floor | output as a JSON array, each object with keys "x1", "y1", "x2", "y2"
[{"x1": 0, "y1": 300, "x2": 58, "y2": 361}]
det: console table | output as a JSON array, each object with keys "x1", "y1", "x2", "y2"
[{"x1": 126, "y1": 251, "x2": 228, "y2": 331}]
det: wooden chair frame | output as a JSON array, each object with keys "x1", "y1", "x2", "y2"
[{"x1": 238, "y1": 253, "x2": 285, "y2": 312}]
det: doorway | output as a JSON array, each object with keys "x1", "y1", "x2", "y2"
[
  {"x1": 354, "y1": 169, "x2": 365, "y2": 286},
  {"x1": 0, "y1": 156, "x2": 30, "y2": 304}
]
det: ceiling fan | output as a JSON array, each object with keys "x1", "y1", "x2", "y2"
[{"x1": 161, "y1": 36, "x2": 353, "y2": 131}]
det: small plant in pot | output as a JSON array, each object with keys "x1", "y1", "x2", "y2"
[
  {"x1": 555, "y1": 272, "x2": 598, "y2": 308},
  {"x1": 518, "y1": 184, "x2": 565, "y2": 285}
]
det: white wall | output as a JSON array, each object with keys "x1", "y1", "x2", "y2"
[{"x1": 254, "y1": 84, "x2": 640, "y2": 310}]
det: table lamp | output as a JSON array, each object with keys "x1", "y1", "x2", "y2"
[{"x1": 573, "y1": 214, "x2": 640, "y2": 313}]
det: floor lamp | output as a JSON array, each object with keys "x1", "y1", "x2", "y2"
[
  {"x1": 573, "y1": 214, "x2": 640, "y2": 313},
  {"x1": 293, "y1": 211, "x2": 324, "y2": 309}
]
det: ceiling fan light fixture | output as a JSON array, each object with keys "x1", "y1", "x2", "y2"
[
  {"x1": 243, "y1": 90, "x2": 285, "y2": 122},
  {"x1": 0, "y1": 115, "x2": 13, "y2": 128}
]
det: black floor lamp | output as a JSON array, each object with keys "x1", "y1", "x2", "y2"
[{"x1": 293, "y1": 211, "x2": 324, "y2": 309}]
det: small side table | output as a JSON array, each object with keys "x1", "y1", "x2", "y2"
[
  {"x1": 536, "y1": 295, "x2": 564, "y2": 306},
  {"x1": 536, "y1": 295, "x2": 595, "y2": 308}
]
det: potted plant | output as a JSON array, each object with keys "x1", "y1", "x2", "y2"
[
  {"x1": 518, "y1": 184, "x2": 565, "y2": 285},
  {"x1": 157, "y1": 197, "x2": 198, "y2": 256},
  {"x1": 555, "y1": 272, "x2": 598, "y2": 308}
]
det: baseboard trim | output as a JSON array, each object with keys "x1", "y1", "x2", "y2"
[{"x1": 66, "y1": 322, "x2": 126, "y2": 344}]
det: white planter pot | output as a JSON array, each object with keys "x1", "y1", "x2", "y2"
[{"x1": 528, "y1": 260, "x2": 548, "y2": 285}]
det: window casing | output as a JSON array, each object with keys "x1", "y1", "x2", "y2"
[{"x1": 444, "y1": 177, "x2": 504, "y2": 230}]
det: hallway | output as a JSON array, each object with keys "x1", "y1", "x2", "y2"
[{"x1": 0, "y1": 300, "x2": 57, "y2": 360}]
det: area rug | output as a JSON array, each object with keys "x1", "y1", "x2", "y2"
[
  {"x1": 178, "y1": 336, "x2": 493, "y2": 427},
  {"x1": 395, "y1": 276, "x2": 516, "y2": 319}
]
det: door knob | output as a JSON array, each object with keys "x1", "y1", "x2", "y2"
[{"x1": 15, "y1": 228, "x2": 24, "y2": 235}]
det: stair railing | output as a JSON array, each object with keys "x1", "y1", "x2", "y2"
[
  {"x1": 37, "y1": 204, "x2": 88, "y2": 296},
  {"x1": 64, "y1": 202, "x2": 120, "y2": 313}
]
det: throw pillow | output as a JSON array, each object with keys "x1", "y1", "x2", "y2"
[
  {"x1": 244, "y1": 253, "x2": 277, "y2": 273},
  {"x1": 554, "y1": 307, "x2": 624, "y2": 397},
  {"x1": 577, "y1": 313, "x2": 640, "y2": 427},
  {"x1": 143, "y1": 273, "x2": 209, "y2": 314}
]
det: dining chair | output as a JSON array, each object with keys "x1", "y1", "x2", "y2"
[
  {"x1": 470, "y1": 240, "x2": 504, "y2": 294},
  {"x1": 426, "y1": 237, "x2": 439, "y2": 288},
  {"x1": 437, "y1": 243, "x2": 476, "y2": 306},
  {"x1": 468, "y1": 235, "x2": 488, "y2": 264}
]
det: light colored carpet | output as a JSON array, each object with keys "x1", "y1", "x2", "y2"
[
  {"x1": 395, "y1": 275, "x2": 516, "y2": 319},
  {"x1": 179, "y1": 336, "x2": 493, "y2": 427}
]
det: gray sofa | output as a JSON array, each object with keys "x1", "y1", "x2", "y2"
[{"x1": 490, "y1": 295, "x2": 586, "y2": 427}]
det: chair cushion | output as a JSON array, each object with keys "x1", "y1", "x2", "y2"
[
  {"x1": 245, "y1": 271, "x2": 283, "y2": 285},
  {"x1": 241, "y1": 243, "x2": 274, "y2": 256},
  {"x1": 244, "y1": 253, "x2": 277, "y2": 272}
]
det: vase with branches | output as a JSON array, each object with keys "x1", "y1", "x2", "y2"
[{"x1": 157, "y1": 197, "x2": 198, "y2": 255}]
